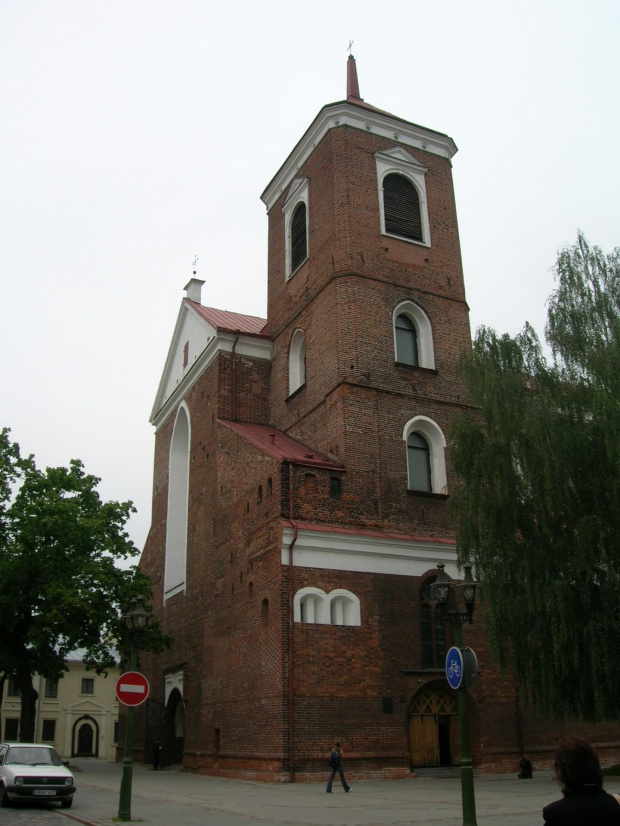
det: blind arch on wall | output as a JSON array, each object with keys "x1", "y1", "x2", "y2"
[{"x1": 165, "y1": 403, "x2": 190, "y2": 600}]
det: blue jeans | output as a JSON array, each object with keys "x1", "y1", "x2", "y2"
[{"x1": 326, "y1": 763, "x2": 350, "y2": 792}]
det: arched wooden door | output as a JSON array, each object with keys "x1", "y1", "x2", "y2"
[{"x1": 409, "y1": 688, "x2": 460, "y2": 768}]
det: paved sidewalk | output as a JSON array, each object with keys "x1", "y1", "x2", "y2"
[{"x1": 48, "y1": 758, "x2": 620, "y2": 826}]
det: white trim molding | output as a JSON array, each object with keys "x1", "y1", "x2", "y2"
[{"x1": 282, "y1": 525, "x2": 458, "y2": 577}]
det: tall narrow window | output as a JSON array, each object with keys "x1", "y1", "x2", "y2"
[
  {"x1": 288, "y1": 329, "x2": 306, "y2": 395},
  {"x1": 383, "y1": 174, "x2": 422, "y2": 241},
  {"x1": 395, "y1": 314, "x2": 419, "y2": 366},
  {"x1": 407, "y1": 432, "x2": 432, "y2": 492},
  {"x1": 291, "y1": 203, "x2": 308, "y2": 272},
  {"x1": 44, "y1": 679, "x2": 58, "y2": 698},
  {"x1": 165, "y1": 403, "x2": 190, "y2": 600}
]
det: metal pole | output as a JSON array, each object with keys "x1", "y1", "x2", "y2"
[
  {"x1": 117, "y1": 645, "x2": 138, "y2": 821},
  {"x1": 454, "y1": 622, "x2": 477, "y2": 826}
]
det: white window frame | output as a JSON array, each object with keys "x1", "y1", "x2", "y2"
[
  {"x1": 375, "y1": 147, "x2": 431, "y2": 247},
  {"x1": 393, "y1": 300, "x2": 435, "y2": 369},
  {"x1": 403, "y1": 416, "x2": 447, "y2": 494},
  {"x1": 283, "y1": 177, "x2": 309, "y2": 279}
]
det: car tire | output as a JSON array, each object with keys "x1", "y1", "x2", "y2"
[
  {"x1": 61, "y1": 796, "x2": 73, "y2": 808},
  {"x1": 0, "y1": 784, "x2": 10, "y2": 807}
]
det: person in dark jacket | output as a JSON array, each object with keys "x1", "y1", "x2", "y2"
[
  {"x1": 326, "y1": 741, "x2": 351, "y2": 793},
  {"x1": 543, "y1": 738, "x2": 620, "y2": 825}
]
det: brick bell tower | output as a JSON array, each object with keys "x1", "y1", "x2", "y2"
[{"x1": 261, "y1": 55, "x2": 472, "y2": 536}]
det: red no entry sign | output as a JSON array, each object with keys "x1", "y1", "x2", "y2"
[{"x1": 115, "y1": 671, "x2": 150, "y2": 707}]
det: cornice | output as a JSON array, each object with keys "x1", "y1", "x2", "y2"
[{"x1": 261, "y1": 100, "x2": 458, "y2": 212}]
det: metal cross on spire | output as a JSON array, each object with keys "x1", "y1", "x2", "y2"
[{"x1": 347, "y1": 40, "x2": 354, "y2": 56}]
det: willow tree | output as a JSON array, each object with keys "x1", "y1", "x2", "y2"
[{"x1": 450, "y1": 234, "x2": 620, "y2": 721}]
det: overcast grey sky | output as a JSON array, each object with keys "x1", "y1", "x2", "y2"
[{"x1": 1, "y1": 0, "x2": 618, "y2": 552}]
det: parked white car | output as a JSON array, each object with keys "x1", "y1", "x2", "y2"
[{"x1": 0, "y1": 742, "x2": 75, "y2": 808}]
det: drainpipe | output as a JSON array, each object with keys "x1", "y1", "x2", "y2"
[
  {"x1": 287, "y1": 461, "x2": 298, "y2": 782},
  {"x1": 231, "y1": 332, "x2": 240, "y2": 421}
]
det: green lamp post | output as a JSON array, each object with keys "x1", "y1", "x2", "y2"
[
  {"x1": 431, "y1": 564, "x2": 479, "y2": 826},
  {"x1": 117, "y1": 596, "x2": 150, "y2": 822}
]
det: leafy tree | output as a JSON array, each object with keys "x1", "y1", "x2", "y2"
[
  {"x1": 450, "y1": 234, "x2": 620, "y2": 721},
  {"x1": 0, "y1": 429, "x2": 168, "y2": 741}
]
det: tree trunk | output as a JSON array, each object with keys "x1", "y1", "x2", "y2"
[{"x1": 16, "y1": 667, "x2": 38, "y2": 742}]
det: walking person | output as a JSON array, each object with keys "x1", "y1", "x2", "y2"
[
  {"x1": 326, "y1": 741, "x2": 351, "y2": 793},
  {"x1": 152, "y1": 740, "x2": 162, "y2": 771}
]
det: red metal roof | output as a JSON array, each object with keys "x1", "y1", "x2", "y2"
[
  {"x1": 185, "y1": 300, "x2": 268, "y2": 336},
  {"x1": 218, "y1": 420, "x2": 344, "y2": 469}
]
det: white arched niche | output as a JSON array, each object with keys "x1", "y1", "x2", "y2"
[
  {"x1": 164, "y1": 402, "x2": 190, "y2": 600},
  {"x1": 288, "y1": 329, "x2": 306, "y2": 395}
]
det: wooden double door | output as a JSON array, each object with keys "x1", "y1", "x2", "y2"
[{"x1": 409, "y1": 689, "x2": 460, "y2": 768}]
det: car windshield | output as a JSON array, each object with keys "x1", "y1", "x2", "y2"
[{"x1": 6, "y1": 746, "x2": 64, "y2": 766}]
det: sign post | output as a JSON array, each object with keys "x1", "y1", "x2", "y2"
[
  {"x1": 117, "y1": 671, "x2": 149, "y2": 821},
  {"x1": 446, "y1": 637, "x2": 478, "y2": 826}
]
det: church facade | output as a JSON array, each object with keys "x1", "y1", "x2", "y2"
[{"x1": 136, "y1": 58, "x2": 620, "y2": 779}]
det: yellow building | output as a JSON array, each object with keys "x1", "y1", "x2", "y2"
[{"x1": 1, "y1": 652, "x2": 121, "y2": 760}]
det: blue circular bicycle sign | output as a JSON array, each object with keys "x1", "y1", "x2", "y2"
[{"x1": 446, "y1": 646, "x2": 464, "y2": 689}]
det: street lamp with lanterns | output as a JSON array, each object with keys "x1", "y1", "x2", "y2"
[
  {"x1": 431, "y1": 564, "x2": 479, "y2": 826},
  {"x1": 118, "y1": 596, "x2": 151, "y2": 822}
]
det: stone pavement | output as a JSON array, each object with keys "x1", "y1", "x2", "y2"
[{"x1": 3, "y1": 758, "x2": 620, "y2": 826}]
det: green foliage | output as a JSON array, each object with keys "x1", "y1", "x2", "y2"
[
  {"x1": 450, "y1": 234, "x2": 620, "y2": 721},
  {"x1": 0, "y1": 429, "x2": 169, "y2": 739}
]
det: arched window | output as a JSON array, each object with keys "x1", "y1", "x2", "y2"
[
  {"x1": 421, "y1": 577, "x2": 445, "y2": 668},
  {"x1": 288, "y1": 329, "x2": 306, "y2": 395},
  {"x1": 165, "y1": 403, "x2": 190, "y2": 600},
  {"x1": 395, "y1": 314, "x2": 419, "y2": 366},
  {"x1": 403, "y1": 416, "x2": 447, "y2": 494},
  {"x1": 407, "y1": 433, "x2": 431, "y2": 492},
  {"x1": 283, "y1": 178, "x2": 310, "y2": 279},
  {"x1": 383, "y1": 173, "x2": 422, "y2": 242},
  {"x1": 294, "y1": 588, "x2": 360, "y2": 626},
  {"x1": 393, "y1": 302, "x2": 435, "y2": 369},
  {"x1": 375, "y1": 148, "x2": 431, "y2": 247},
  {"x1": 291, "y1": 203, "x2": 308, "y2": 272}
]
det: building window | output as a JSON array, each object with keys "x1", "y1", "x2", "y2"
[
  {"x1": 421, "y1": 577, "x2": 445, "y2": 668},
  {"x1": 261, "y1": 598, "x2": 269, "y2": 626},
  {"x1": 375, "y1": 147, "x2": 431, "y2": 246},
  {"x1": 329, "y1": 477, "x2": 342, "y2": 500},
  {"x1": 393, "y1": 301, "x2": 435, "y2": 369},
  {"x1": 291, "y1": 203, "x2": 308, "y2": 272},
  {"x1": 383, "y1": 174, "x2": 422, "y2": 241},
  {"x1": 403, "y1": 416, "x2": 448, "y2": 494},
  {"x1": 81, "y1": 678, "x2": 95, "y2": 695},
  {"x1": 44, "y1": 679, "x2": 58, "y2": 698},
  {"x1": 288, "y1": 329, "x2": 306, "y2": 395},
  {"x1": 113, "y1": 721, "x2": 119, "y2": 743},
  {"x1": 183, "y1": 340, "x2": 189, "y2": 368},
  {"x1": 4, "y1": 719, "x2": 18, "y2": 740},
  {"x1": 283, "y1": 177, "x2": 310, "y2": 279},
  {"x1": 395, "y1": 314, "x2": 419, "y2": 366},
  {"x1": 41, "y1": 719, "x2": 56, "y2": 742},
  {"x1": 7, "y1": 677, "x2": 20, "y2": 697},
  {"x1": 407, "y1": 432, "x2": 432, "y2": 492},
  {"x1": 165, "y1": 402, "x2": 190, "y2": 600}
]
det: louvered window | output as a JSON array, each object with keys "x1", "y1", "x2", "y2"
[
  {"x1": 290, "y1": 202, "x2": 307, "y2": 272},
  {"x1": 383, "y1": 174, "x2": 423, "y2": 242},
  {"x1": 395, "y1": 314, "x2": 419, "y2": 366},
  {"x1": 407, "y1": 432, "x2": 432, "y2": 492}
]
